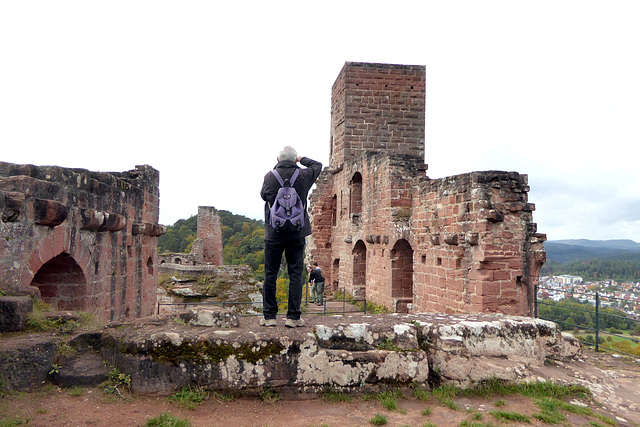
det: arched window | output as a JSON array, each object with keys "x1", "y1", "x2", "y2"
[
  {"x1": 350, "y1": 172, "x2": 362, "y2": 216},
  {"x1": 147, "y1": 257, "x2": 154, "y2": 275},
  {"x1": 331, "y1": 194, "x2": 337, "y2": 226}
]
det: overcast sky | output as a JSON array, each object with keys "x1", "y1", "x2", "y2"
[{"x1": 2, "y1": 1, "x2": 639, "y2": 242}]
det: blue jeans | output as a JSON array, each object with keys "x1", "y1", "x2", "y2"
[{"x1": 263, "y1": 238, "x2": 305, "y2": 320}]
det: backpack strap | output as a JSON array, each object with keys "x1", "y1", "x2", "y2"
[
  {"x1": 271, "y1": 169, "x2": 300, "y2": 187},
  {"x1": 271, "y1": 170, "x2": 285, "y2": 187},
  {"x1": 289, "y1": 169, "x2": 300, "y2": 185}
]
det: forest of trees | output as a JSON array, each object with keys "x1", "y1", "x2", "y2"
[{"x1": 157, "y1": 210, "x2": 266, "y2": 278}]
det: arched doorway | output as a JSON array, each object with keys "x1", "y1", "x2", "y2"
[
  {"x1": 391, "y1": 239, "x2": 413, "y2": 313},
  {"x1": 352, "y1": 240, "x2": 366, "y2": 298},
  {"x1": 31, "y1": 253, "x2": 87, "y2": 311}
]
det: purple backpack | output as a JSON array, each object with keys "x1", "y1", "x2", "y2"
[{"x1": 269, "y1": 169, "x2": 305, "y2": 232}]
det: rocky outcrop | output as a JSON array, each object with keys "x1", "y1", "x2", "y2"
[
  {"x1": 0, "y1": 309, "x2": 581, "y2": 394},
  {"x1": 47, "y1": 310, "x2": 579, "y2": 395}
]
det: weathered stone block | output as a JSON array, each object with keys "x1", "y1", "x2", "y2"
[
  {"x1": 50, "y1": 351, "x2": 109, "y2": 387},
  {"x1": 34, "y1": 198, "x2": 68, "y2": 226},
  {"x1": 0, "y1": 335, "x2": 58, "y2": 390},
  {"x1": 179, "y1": 307, "x2": 240, "y2": 328},
  {"x1": 0, "y1": 296, "x2": 33, "y2": 332}
]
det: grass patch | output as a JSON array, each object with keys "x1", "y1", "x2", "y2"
[
  {"x1": 146, "y1": 412, "x2": 191, "y2": 427},
  {"x1": 259, "y1": 387, "x2": 280, "y2": 404},
  {"x1": 421, "y1": 406, "x2": 432, "y2": 416},
  {"x1": 378, "y1": 390, "x2": 403, "y2": 411},
  {"x1": 432, "y1": 384, "x2": 459, "y2": 410},
  {"x1": 322, "y1": 391, "x2": 352, "y2": 403},
  {"x1": 0, "y1": 417, "x2": 29, "y2": 427},
  {"x1": 210, "y1": 391, "x2": 238, "y2": 402},
  {"x1": 594, "y1": 413, "x2": 617, "y2": 426},
  {"x1": 416, "y1": 379, "x2": 600, "y2": 423},
  {"x1": 68, "y1": 386, "x2": 84, "y2": 397},
  {"x1": 168, "y1": 386, "x2": 208, "y2": 410},
  {"x1": 494, "y1": 399, "x2": 506, "y2": 407},
  {"x1": 333, "y1": 290, "x2": 390, "y2": 314},
  {"x1": 532, "y1": 397, "x2": 598, "y2": 424},
  {"x1": 412, "y1": 386, "x2": 430, "y2": 401},
  {"x1": 490, "y1": 410, "x2": 531, "y2": 423},
  {"x1": 459, "y1": 422, "x2": 495, "y2": 427},
  {"x1": 369, "y1": 413, "x2": 388, "y2": 425}
]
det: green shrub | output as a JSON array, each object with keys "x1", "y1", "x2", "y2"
[
  {"x1": 369, "y1": 414, "x2": 388, "y2": 425},
  {"x1": 168, "y1": 386, "x2": 208, "y2": 410},
  {"x1": 146, "y1": 412, "x2": 191, "y2": 427}
]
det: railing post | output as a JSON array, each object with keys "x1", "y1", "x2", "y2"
[
  {"x1": 343, "y1": 289, "x2": 346, "y2": 315},
  {"x1": 595, "y1": 292, "x2": 600, "y2": 352},
  {"x1": 363, "y1": 299, "x2": 367, "y2": 314}
]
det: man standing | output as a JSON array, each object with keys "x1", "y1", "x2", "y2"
[
  {"x1": 260, "y1": 146, "x2": 322, "y2": 328},
  {"x1": 309, "y1": 262, "x2": 325, "y2": 305}
]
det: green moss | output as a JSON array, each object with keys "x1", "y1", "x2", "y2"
[
  {"x1": 376, "y1": 338, "x2": 417, "y2": 352},
  {"x1": 149, "y1": 340, "x2": 285, "y2": 365}
]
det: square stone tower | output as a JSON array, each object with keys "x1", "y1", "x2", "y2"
[{"x1": 329, "y1": 62, "x2": 426, "y2": 169}]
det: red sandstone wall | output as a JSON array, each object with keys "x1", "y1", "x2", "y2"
[
  {"x1": 309, "y1": 62, "x2": 546, "y2": 316},
  {"x1": 0, "y1": 162, "x2": 164, "y2": 323}
]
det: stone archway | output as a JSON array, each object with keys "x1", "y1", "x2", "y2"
[
  {"x1": 391, "y1": 239, "x2": 413, "y2": 313},
  {"x1": 352, "y1": 240, "x2": 366, "y2": 298},
  {"x1": 30, "y1": 252, "x2": 87, "y2": 311}
]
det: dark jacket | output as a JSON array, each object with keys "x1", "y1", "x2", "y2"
[
  {"x1": 260, "y1": 157, "x2": 322, "y2": 241},
  {"x1": 309, "y1": 267, "x2": 324, "y2": 283}
]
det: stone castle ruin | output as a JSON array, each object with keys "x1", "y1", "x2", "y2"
[
  {"x1": 7, "y1": 63, "x2": 628, "y2": 414},
  {"x1": 158, "y1": 206, "x2": 223, "y2": 266},
  {"x1": 0, "y1": 162, "x2": 165, "y2": 323},
  {"x1": 309, "y1": 62, "x2": 546, "y2": 316},
  {"x1": 157, "y1": 206, "x2": 260, "y2": 313}
]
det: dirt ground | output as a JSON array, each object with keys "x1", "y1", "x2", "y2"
[{"x1": 1, "y1": 349, "x2": 639, "y2": 427}]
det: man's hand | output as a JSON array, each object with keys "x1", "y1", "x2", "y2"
[{"x1": 296, "y1": 156, "x2": 302, "y2": 163}]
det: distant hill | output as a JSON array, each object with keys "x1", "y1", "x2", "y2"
[
  {"x1": 544, "y1": 239, "x2": 640, "y2": 264},
  {"x1": 542, "y1": 239, "x2": 640, "y2": 281}
]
